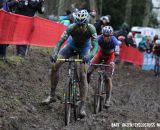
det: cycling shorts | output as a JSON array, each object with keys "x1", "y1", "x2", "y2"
[{"x1": 59, "y1": 43, "x2": 90, "y2": 59}]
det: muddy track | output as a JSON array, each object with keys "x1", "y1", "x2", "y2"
[{"x1": 0, "y1": 47, "x2": 160, "y2": 130}]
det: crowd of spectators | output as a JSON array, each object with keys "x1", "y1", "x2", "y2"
[
  {"x1": 0, "y1": 0, "x2": 44, "y2": 61},
  {"x1": 0, "y1": 2, "x2": 160, "y2": 64}
]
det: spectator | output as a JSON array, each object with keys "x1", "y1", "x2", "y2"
[
  {"x1": 0, "y1": 0, "x2": 12, "y2": 61},
  {"x1": 146, "y1": 36, "x2": 152, "y2": 53},
  {"x1": 114, "y1": 22, "x2": 130, "y2": 38},
  {"x1": 125, "y1": 32, "x2": 137, "y2": 48},
  {"x1": 153, "y1": 39, "x2": 160, "y2": 56},
  {"x1": 88, "y1": 9, "x2": 97, "y2": 24},
  {"x1": 59, "y1": 10, "x2": 72, "y2": 26},
  {"x1": 150, "y1": 34, "x2": 158, "y2": 52},
  {"x1": 138, "y1": 36, "x2": 151, "y2": 53},
  {"x1": 8, "y1": 0, "x2": 44, "y2": 57},
  {"x1": 94, "y1": 15, "x2": 111, "y2": 35},
  {"x1": 0, "y1": 0, "x2": 6, "y2": 8}
]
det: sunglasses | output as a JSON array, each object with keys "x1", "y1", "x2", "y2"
[
  {"x1": 77, "y1": 24, "x2": 86, "y2": 26},
  {"x1": 103, "y1": 35, "x2": 110, "y2": 37}
]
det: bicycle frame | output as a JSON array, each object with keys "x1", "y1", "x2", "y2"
[
  {"x1": 90, "y1": 63, "x2": 113, "y2": 114},
  {"x1": 57, "y1": 58, "x2": 82, "y2": 125}
]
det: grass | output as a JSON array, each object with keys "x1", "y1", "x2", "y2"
[
  {"x1": 7, "y1": 56, "x2": 26, "y2": 65},
  {"x1": 31, "y1": 46, "x2": 53, "y2": 54}
]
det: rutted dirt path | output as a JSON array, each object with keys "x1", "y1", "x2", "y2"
[{"x1": 0, "y1": 47, "x2": 160, "y2": 130}]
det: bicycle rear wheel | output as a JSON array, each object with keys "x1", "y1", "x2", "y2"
[
  {"x1": 94, "y1": 76, "x2": 103, "y2": 114},
  {"x1": 73, "y1": 80, "x2": 81, "y2": 121},
  {"x1": 73, "y1": 99, "x2": 80, "y2": 121},
  {"x1": 64, "y1": 79, "x2": 72, "y2": 126}
]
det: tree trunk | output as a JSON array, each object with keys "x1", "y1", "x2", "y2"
[
  {"x1": 124, "y1": 0, "x2": 132, "y2": 25},
  {"x1": 45, "y1": 0, "x2": 59, "y2": 15},
  {"x1": 142, "y1": 0, "x2": 152, "y2": 26},
  {"x1": 58, "y1": 0, "x2": 66, "y2": 16},
  {"x1": 96, "y1": 0, "x2": 103, "y2": 18}
]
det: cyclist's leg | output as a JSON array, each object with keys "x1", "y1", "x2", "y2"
[
  {"x1": 79, "y1": 63, "x2": 89, "y2": 117},
  {"x1": 78, "y1": 45, "x2": 91, "y2": 117},
  {"x1": 104, "y1": 77, "x2": 113, "y2": 107},
  {"x1": 50, "y1": 55, "x2": 64, "y2": 98},
  {"x1": 104, "y1": 52, "x2": 115, "y2": 107},
  {"x1": 42, "y1": 44, "x2": 74, "y2": 105},
  {"x1": 87, "y1": 49, "x2": 102, "y2": 84}
]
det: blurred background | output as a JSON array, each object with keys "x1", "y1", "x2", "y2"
[{"x1": 43, "y1": 0, "x2": 160, "y2": 28}]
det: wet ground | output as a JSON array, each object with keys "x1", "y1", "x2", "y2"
[{"x1": 0, "y1": 46, "x2": 160, "y2": 130}]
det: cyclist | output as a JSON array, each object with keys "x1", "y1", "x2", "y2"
[
  {"x1": 42, "y1": 10, "x2": 98, "y2": 118},
  {"x1": 87, "y1": 26, "x2": 121, "y2": 108},
  {"x1": 94, "y1": 15, "x2": 111, "y2": 35}
]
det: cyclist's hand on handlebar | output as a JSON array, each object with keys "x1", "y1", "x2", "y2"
[
  {"x1": 83, "y1": 55, "x2": 90, "y2": 63},
  {"x1": 50, "y1": 54, "x2": 57, "y2": 63},
  {"x1": 109, "y1": 62, "x2": 115, "y2": 68},
  {"x1": 50, "y1": 47, "x2": 59, "y2": 63}
]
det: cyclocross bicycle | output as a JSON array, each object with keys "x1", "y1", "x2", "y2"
[
  {"x1": 90, "y1": 63, "x2": 113, "y2": 114},
  {"x1": 57, "y1": 58, "x2": 82, "y2": 126}
]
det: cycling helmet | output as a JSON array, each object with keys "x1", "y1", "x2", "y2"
[
  {"x1": 102, "y1": 26, "x2": 114, "y2": 36},
  {"x1": 74, "y1": 10, "x2": 89, "y2": 24}
]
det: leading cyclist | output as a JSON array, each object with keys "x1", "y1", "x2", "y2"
[
  {"x1": 87, "y1": 26, "x2": 121, "y2": 108},
  {"x1": 42, "y1": 10, "x2": 98, "y2": 118}
]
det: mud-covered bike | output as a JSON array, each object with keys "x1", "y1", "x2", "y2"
[
  {"x1": 57, "y1": 58, "x2": 82, "y2": 125},
  {"x1": 90, "y1": 63, "x2": 113, "y2": 114}
]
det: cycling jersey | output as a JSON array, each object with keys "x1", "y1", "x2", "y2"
[
  {"x1": 98, "y1": 35, "x2": 121, "y2": 55},
  {"x1": 55, "y1": 23, "x2": 98, "y2": 58},
  {"x1": 91, "y1": 35, "x2": 121, "y2": 65}
]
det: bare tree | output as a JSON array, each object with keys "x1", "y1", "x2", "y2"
[
  {"x1": 44, "y1": 0, "x2": 58, "y2": 15},
  {"x1": 124, "y1": 0, "x2": 132, "y2": 25},
  {"x1": 58, "y1": 0, "x2": 73, "y2": 16},
  {"x1": 143, "y1": 0, "x2": 152, "y2": 26}
]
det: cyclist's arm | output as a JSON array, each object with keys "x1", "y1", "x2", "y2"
[
  {"x1": 54, "y1": 24, "x2": 75, "y2": 52},
  {"x1": 112, "y1": 36, "x2": 122, "y2": 46},
  {"x1": 88, "y1": 24, "x2": 98, "y2": 58}
]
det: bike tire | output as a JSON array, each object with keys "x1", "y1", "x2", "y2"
[
  {"x1": 94, "y1": 76, "x2": 102, "y2": 114},
  {"x1": 99, "y1": 79, "x2": 105, "y2": 112},
  {"x1": 73, "y1": 82, "x2": 80, "y2": 121},
  {"x1": 64, "y1": 79, "x2": 72, "y2": 126}
]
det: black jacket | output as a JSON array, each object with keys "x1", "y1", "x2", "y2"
[
  {"x1": 0, "y1": 0, "x2": 7, "y2": 8},
  {"x1": 8, "y1": 0, "x2": 44, "y2": 16}
]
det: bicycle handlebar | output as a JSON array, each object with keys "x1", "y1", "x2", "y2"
[
  {"x1": 57, "y1": 58, "x2": 83, "y2": 62},
  {"x1": 90, "y1": 63, "x2": 112, "y2": 67}
]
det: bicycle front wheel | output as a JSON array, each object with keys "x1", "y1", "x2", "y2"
[
  {"x1": 94, "y1": 76, "x2": 103, "y2": 114},
  {"x1": 73, "y1": 81, "x2": 80, "y2": 121},
  {"x1": 64, "y1": 79, "x2": 72, "y2": 126}
]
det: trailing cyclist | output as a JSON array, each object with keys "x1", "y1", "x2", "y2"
[
  {"x1": 87, "y1": 26, "x2": 121, "y2": 108},
  {"x1": 42, "y1": 10, "x2": 98, "y2": 118}
]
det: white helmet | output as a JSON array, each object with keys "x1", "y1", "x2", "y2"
[
  {"x1": 102, "y1": 26, "x2": 114, "y2": 36},
  {"x1": 74, "y1": 10, "x2": 89, "y2": 24}
]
